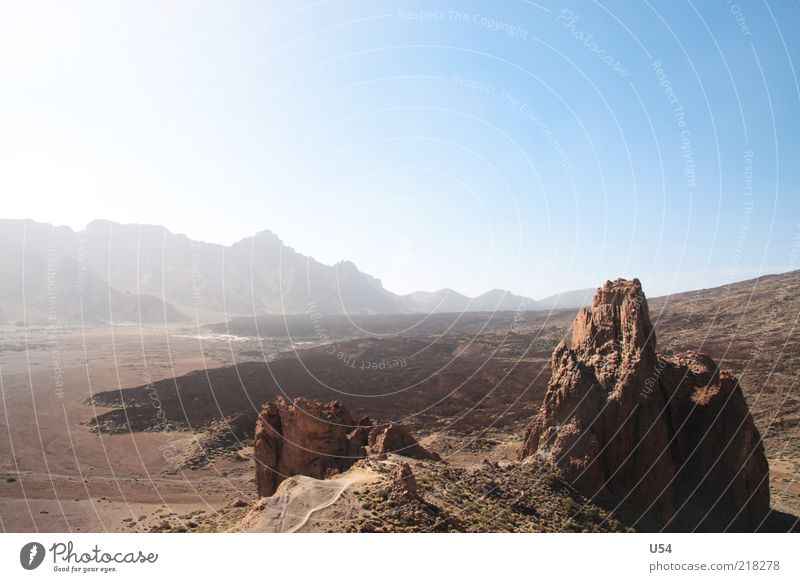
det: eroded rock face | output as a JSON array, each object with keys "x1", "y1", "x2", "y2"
[
  {"x1": 254, "y1": 397, "x2": 355, "y2": 497},
  {"x1": 254, "y1": 397, "x2": 437, "y2": 497},
  {"x1": 519, "y1": 278, "x2": 770, "y2": 531},
  {"x1": 368, "y1": 423, "x2": 441, "y2": 460}
]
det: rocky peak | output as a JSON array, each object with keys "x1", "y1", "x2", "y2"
[
  {"x1": 520, "y1": 278, "x2": 769, "y2": 531},
  {"x1": 570, "y1": 278, "x2": 656, "y2": 384}
]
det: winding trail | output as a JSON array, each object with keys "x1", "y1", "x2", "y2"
[
  {"x1": 286, "y1": 479, "x2": 351, "y2": 533},
  {"x1": 236, "y1": 467, "x2": 379, "y2": 532}
]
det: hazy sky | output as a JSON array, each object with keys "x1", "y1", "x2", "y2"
[{"x1": 1, "y1": 0, "x2": 798, "y2": 298}]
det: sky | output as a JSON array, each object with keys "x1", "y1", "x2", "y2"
[{"x1": 1, "y1": 0, "x2": 799, "y2": 299}]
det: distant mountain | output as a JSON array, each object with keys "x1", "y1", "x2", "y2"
[
  {"x1": 0, "y1": 218, "x2": 591, "y2": 323},
  {"x1": 470, "y1": 289, "x2": 538, "y2": 311},
  {"x1": 0, "y1": 223, "x2": 184, "y2": 324},
  {"x1": 535, "y1": 287, "x2": 595, "y2": 310},
  {"x1": 0, "y1": 219, "x2": 412, "y2": 322},
  {"x1": 400, "y1": 288, "x2": 536, "y2": 314},
  {"x1": 400, "y1": 287, "x2": 590, "y2": 314}
]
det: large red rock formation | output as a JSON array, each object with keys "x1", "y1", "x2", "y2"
[
  {"x1": 255, "y1": 397, "x2": 437, "y2": 496},
  {"x1": 254, "y1": 398, "x2": 355, "y2": 497},
  {"x1": 519, "y1": 278, "x2": 770, "y2": 531}
]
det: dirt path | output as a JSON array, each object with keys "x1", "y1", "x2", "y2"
[{"x1": 235, "y1": 467, "x2": 379, "y2": 532}]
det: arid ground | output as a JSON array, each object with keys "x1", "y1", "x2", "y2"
[{"x1": 1, "y1": 272, "x2": 799, "y2": 532}]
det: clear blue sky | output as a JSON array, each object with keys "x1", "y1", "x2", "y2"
[{"x1": 1, "y1": 0, "x2": 798, "y2": 298}]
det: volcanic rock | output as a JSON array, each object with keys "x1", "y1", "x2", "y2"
[
  {"x1": 519, "y1": 278, "x2": 770, "y2": 531},
  {"x1": 368, "y1": 423, "x2": 441, "y2": 460},
  {"x1": 254, "y1": 397, "x2": 437, "y2": 497},
  {"x1": 390, "y1": 463, "x2": 419, "y2": 501},
  {"x1": 345, "y1": 416, "x2": 375, "y2": 457},
  {"x1": 255, "y1": 397, "x2": 355, "y2": 496}
]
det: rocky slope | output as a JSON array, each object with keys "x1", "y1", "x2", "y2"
[
  {"x1": 237, "y1": 453, "x2": 630, "y2": 533},
  {"x1": 519, "y1": 278, "x2": 770, "y2": 532}
]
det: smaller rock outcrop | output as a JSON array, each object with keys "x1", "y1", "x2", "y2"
[
  {"x1": 254, "y1": 397, "x2": 438, "y2": 497},
  {"x1": 390, "y1": 463, "x2": 419, "y2": 502},
  {"x1": 368, "y1": 423, "x2": 441, "y2": 460}
]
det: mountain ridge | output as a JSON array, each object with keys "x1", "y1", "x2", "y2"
[{"x1": 0, "y1": 217, "x2": 591, "y2": 322}]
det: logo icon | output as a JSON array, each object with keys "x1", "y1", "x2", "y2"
[{"x1": 20, "y1": 542, "x2": 46, "y2": 570}]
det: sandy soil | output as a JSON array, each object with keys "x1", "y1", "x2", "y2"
[
  {"x1": 0, "y1": 323, "x2": 275, "y2": 532},
  {"x1": 769, "y1": 458, "x2": 800, "y2": 517}
]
